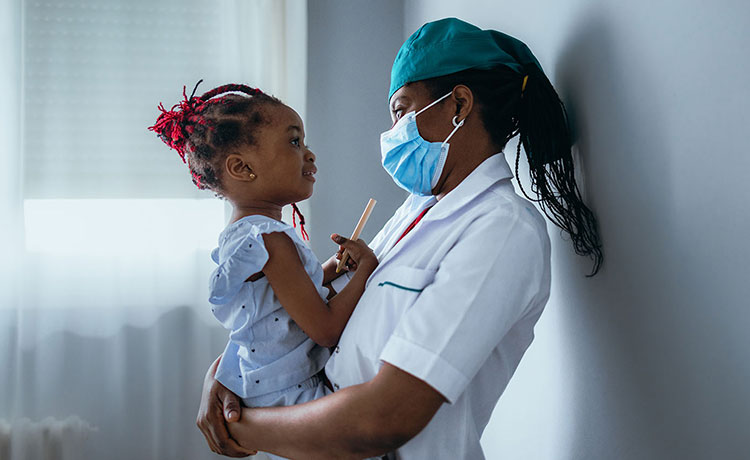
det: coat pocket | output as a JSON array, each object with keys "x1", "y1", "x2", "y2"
[{"x1": 370, "y1": 265, "x2": 437, "y2": 306}]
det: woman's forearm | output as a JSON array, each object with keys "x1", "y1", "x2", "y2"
[
  {"x1": 226, "y1": 363, "x2": 445, "y2": 459},
  {"x1": 227, "y1": 381, "x2": 403, "y2": 459}
]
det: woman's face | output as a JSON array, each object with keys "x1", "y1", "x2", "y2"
[{"x1": 388, "y1": 82, "x2": 457, "y2": 143}]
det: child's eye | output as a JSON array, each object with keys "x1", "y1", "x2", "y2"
[{"x1": 291, "y1": 137, "x2": 300, "y2": 147}]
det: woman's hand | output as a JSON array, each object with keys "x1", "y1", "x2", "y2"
[
  {"x1": 331, "y1": 234, "x2": 378, "y2": 273},
  {"x1": 196, "y1": 356, "x2": 257, "y2": 457}
]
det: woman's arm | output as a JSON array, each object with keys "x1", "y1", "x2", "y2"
[
  {"x1": 262, "y1": 232, "x2": 376, "y2": 347},
  {"x1": 227, "y1": 362, "x2": 445, "y2": 459}
]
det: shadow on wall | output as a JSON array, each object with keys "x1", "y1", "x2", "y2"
[
  {"x1": 553, "y1": 10, "x2": 676, "y2": 460},
  {"x1": 553, "y1": 7, "x2": 750, "y2": 460}
]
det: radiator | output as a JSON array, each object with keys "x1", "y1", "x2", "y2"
[{"x1": 0, "y1": 416, "x2": 96, "y2": 460}]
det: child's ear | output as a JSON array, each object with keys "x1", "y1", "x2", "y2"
[{"x1": 225, "y1": 154, "x2": 257, "y2": 182}]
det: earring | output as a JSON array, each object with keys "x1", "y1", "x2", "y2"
[
  {"x1": 452, "y1": 116, "x2": 465, "y2": 127},
  {"x1": 249, "y1": 173, "x2": 256, "y2": 180}
]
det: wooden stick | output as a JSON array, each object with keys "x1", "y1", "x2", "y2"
[{"x1": 336, "y1": 198, "x2": 377, "y2": 273}]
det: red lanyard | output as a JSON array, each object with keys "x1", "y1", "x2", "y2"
[{"x1": 395, "y1": 206, "x2": 433, "y2": 245}]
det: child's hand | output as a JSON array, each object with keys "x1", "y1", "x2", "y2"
[{"x1": 331, "y1": 234, "x2": 378, "y2": 273}]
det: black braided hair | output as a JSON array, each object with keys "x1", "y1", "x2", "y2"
[
  {"x1": 149, "y1": 80, "x2": 282, "y2": 193},
  {"x1": 421, "y1": 67, "x2": 603, "y2": 276}
]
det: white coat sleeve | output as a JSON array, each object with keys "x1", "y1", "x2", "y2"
[{"x1": 379, "y1": 211, "x2": 546, "y2": 403}]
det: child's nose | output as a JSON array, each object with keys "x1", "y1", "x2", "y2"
[{"x1": 306, "y1": 149, "x2": 316, "y2": 162}]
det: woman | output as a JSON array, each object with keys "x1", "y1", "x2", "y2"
[{"x1": 197, "y1": 17, "x2": 602, "y2": 459}]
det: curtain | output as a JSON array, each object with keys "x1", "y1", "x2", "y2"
[{"x1": 0, "y1": 1, "x2": 307, "y2": 459}]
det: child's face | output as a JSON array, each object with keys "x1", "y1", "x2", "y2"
[{"x1": 244, "y1": 104, "x2": 317, "y2": 204}]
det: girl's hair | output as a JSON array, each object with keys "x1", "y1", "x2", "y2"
[
  {"x1": 149, "y1": 81, "x2": 309, "y2": 239},
  {"x1": 421, "y1": 66, "x2": 604, "y2": 276},
  {"x1": 148, "y1": 80, "x2": 282, "y2": 193}
]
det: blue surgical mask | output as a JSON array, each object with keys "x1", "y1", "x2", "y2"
[{"x1": 380, "y1": 92, "x2": 465, "y2": 196}]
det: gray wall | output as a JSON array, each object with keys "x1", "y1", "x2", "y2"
[
  {"x1": 305, "y1": 0, "x2": 407, "y2": 258},
  {"x1": 403, "y1": 1, "x2": 750, "y2": 459}
]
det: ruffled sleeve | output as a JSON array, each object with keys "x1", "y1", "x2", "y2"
[{"x1": 208, "y1": 218, "x2": 290, "y2": 305}]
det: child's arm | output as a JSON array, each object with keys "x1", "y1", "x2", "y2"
[{"x1": 262, "y1": 232, "x2": 377, "y2": 348}]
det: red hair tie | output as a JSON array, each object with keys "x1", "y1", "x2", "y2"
[
  {"x1": 291, "y1": 203, "x2": 309, "y2": 241},
  {"x1": 148, "y1": 80, "x2": 211, "y2": 163}
]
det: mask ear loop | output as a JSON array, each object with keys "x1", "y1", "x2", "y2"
[
  {"x1": 430, "y1": 114, "x2": 465, "y2": 191},
  {"x1": 441, "y1": 116, "x2": 465, "y2": 146},
  {"x1": 413, "y1": 91, "x2": 465, "y2": 144},
  {"x1": 416, "y1": 92, "x2": 453, "y2": 117}
]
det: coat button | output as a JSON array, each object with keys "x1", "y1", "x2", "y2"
[
  {"x1": 333, "y1": 383, "x2": 340, "y2": 390},
  {"x1": 335, "y1": 346, "x2": 340, "y2": 353}
]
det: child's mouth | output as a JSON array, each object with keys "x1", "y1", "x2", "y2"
[{"x1": 303, "y1": 169, "x2": 317, "y2": 182}]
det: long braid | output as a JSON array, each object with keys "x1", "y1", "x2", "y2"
[
  {"x1": 516, "y1": 65, "x2": 602, "y2": 276},
  {"x1": 422, "y1": 67, "x2": 603, "y2": 276},
  {"x1": 514, "y1": 132, "x2": 541, "y2": 202}
]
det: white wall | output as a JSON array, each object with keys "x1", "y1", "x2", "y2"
[
  {"x1": 404, "y1": 1, "x2": 750, "y2": 459},
  {"x1": 305, "y1": 0, "x2": 407, "y2": 257}
]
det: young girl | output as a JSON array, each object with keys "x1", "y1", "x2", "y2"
[{"x1": 148, "y1": 82, "x2": 377, "y2": 435}]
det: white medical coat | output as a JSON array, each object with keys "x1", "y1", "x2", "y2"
[{"x1": 326, "y1": 153, "x2": 552, "y2": 459}]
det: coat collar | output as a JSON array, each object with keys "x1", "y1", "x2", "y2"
[
  {"x1": 422, "y1": 152, "x2": 513, "y2": 222},
  {"x1": 369, "y1": 153, "x2": 514, "y2": 281}
]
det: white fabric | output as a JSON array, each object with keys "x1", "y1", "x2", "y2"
[
  {"x1": 210, "y1": 215, "x2": 329, "y2": 399},
  {"x1": 245, "y1": 374, "x2": 330, "y2": 460},
  {"x1": 241, "y1": 373, "x2": 330, "y2": 411},
  {"x1": 0, "y1": 1, "x2": 308, "y2": 459},
  {"x1": 325, "y1": 153, "x2": 552, "y2": 459}
]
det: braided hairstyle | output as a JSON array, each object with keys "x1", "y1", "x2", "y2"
[
  {"x1": 148, "y1": 80, "x2": 280, "y2": 192},
  {"x1": 421, "y1": 66, "x2": 603, "y2": 276},
  {"x1": 148, "y1": 81, "x2": 309, "y2": 238}
]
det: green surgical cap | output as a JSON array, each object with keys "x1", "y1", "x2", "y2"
[{"x1": 389, "y1": 17, "x2": 543, "y2": 100}]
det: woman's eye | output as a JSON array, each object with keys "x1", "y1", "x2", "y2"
[{"x1": 291, "y1": 137, "x2": 300, "y2": 147}]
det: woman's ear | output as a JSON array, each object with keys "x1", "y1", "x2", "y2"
[
  {"x1": 451, "y1": 84, "x2": 474, "y2": 122},
  {"x1": 225, "y1": 154, "x2": 256, "y2": 182}
]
